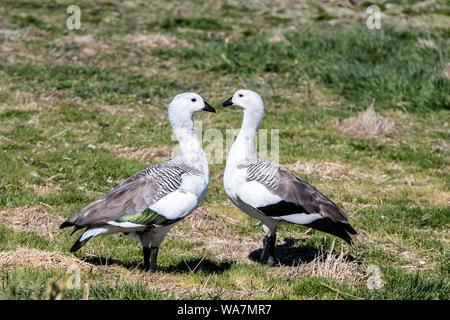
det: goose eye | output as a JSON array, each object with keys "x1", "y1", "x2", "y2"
[
  {"x1": 238, "y1": 94, "x2": 243, "y2": 97},
  {"x1": 191, "y1": 98, "x2": 197, "y2": 102}
]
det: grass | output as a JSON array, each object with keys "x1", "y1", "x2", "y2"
[
  {"x1": 0, "y1": 0, "x2": 449, "y2": 300},
  {"x1": 157, "y1": 28, "x2": 448, "y2": 111}
]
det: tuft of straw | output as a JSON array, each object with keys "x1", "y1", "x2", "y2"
[
  {"x1": 337, "y1": 102, "x2": 396, "y2": 140},
  {"x1": 270, "y1": 241, "x2": 366, "y2": 285}
]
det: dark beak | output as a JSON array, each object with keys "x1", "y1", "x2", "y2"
[
  {"x1": 202, "y1": 101, "x2": 216, "y2": 113},
  {"x1": 222, "y1": 97, "x2": 233, "y2": 107}
]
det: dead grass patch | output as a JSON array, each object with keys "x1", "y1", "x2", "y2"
[
  {"x1": 71, "y1": 35, "x2": 110, "y2": 56},
  {"x1": 121, "y1": 34, "x2": 193, "y2": 48},
  {"x1": 0, "y1": 87, "x2": 60, "y2": 113},
  {"x1": 173, "y1": 207, "x2": 261, "y2": 263},
  {"x1": 99, "y1": 142, "x2": 173, "y2": 163},
  {"x1": 0, "y1": 248, "x2": 91, "y2": 270},
  {"x1": 0, "y1": 41, "x2": 40, "y2": 64},
  {"x1": 31, "y1": 184, "x2": 60, "y2": 196},
  {"x1": 0, "y1": 206, "x2": 64, "y2": 238},
  {"x1": 269, "y1": 243, "x2": 365, "y2": 285},
  {"x1": 336, "y1": 105, "x2": 397, "y2": 141},
  {"x1": 284, "y1": 160, "x2": 388, "y2": 183},
  {"x1": 95, "y1": 104, "x2": 138, "y2": 116},
  {"x1": 0, "y1": 27, "x2": 47, "y2": 40},
  {"x1": 0, "y1": 101, "x2": 43, "y2": 112}
]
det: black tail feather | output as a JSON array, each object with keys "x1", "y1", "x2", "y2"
[
  {"x1": 306, "y1": 218, "x2": 357, "y2": 245},
  {"x1": 69, "y1": 236, "x2": 93, "y2": 252},
  {"x1": 70, "y1": 225, "x2": 83, "y2": 235},
  {"x1": 60, "y1": 221, "x2": 74, "y2": 229},
  {"x1": 343, "y1": 222, "x2": 357, "y2": 235}
]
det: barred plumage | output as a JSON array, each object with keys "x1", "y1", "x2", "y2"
[
  {"x1": 240, "y1": 157, "x2": 278, "y2": 189},
  {"x1": 122, "y1": 157, "x2": 200, "y2": 200}
]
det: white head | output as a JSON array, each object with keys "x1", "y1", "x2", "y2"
[
  {"x1": 222, "y1": 90, "x2": 264, "y2": 130},
  {"x1": 222, "y1": 89, "x2": 264, "y2": 115},
  {"x1": 168, "y1": 92, "x2": 215, "y2": 128}
]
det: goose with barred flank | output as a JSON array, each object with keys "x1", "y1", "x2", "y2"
[
  {"x1": 222, "y1": 90, "x2": 356, "y2": 266},
  {"x1": 60, "y1": 93, "x2": 215, "y2": 272}
]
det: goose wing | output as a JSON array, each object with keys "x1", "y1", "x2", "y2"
[
  {"x1": 239, "y1": 157, "x2": 356, "y2": 243},
  {"x1": 60, "y1": 159, "x2": 197, "y2": 230}
]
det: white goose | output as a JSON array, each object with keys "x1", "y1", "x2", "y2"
[
  {"x1": 222, "y1": 89, "x2": 356, "y2": 266},
  {"x1": 60, "y1": 92, "x2": 215, "y2": 272}
]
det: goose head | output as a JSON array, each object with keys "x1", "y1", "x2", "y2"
[{"x1": 222, "y1": 89, "x2": 264, "y2": 117}]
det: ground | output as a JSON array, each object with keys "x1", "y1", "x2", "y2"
[{"x1": 0, "y1": 0, "x2": 449, "y2": 300}]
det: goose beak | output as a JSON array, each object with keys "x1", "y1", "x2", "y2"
[
  {"x1": 222, "y1": 97, "x2": 233, "y2": 107},
  {"x1": 202, "y1": 101, "x2": 216, "y2": 113}
]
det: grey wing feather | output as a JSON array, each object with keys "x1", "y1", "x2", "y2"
[
  {"x1": 242, "y1": 157, "x2": 356, "y2": 244},
  {"x1": 275, "y1": 167, "x2": 348, "y2": 222},
  {"x1": 244, "y1": 157, "x2": 348, "y2": 222},
  {"x1": 62, "y1": 159, "x2": 191, "y2": 229}
]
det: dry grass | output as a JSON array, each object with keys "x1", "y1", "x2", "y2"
[
  {"x1": 0, "y1": 27, "x2": 47, "y2": 40},
  {"x1": 0, "y1": 87, "x2": 58, "y2": 113},
  {"x1": 0, "y1": 101, "x2": 43, "y2": 112},
  {"x1": 0, "y1": 248, "x2": 91, "y2": 270},
  {"x1": 120, "y1": 34, "x2": 193, "y2": 48},
  {"x1": 173, "y1": 207, "x2": 262, "y2": 263},
  {"x1": 99, "y1": 142, "x2": 174, "y2": 163},
  {"x1": 269, "y1": 241, "x2": 365, "y2": 285},
  {"x1": 285, "y1": 160, "x2": 388, "y2": 183},
  {"x1": 336, "y1": 105, "x2": 397, "y2": 141},
  {"x1": 31, "y1": 184, "x2": 59, "y2": 196},
  {"x1": 0, "y1": 206, "x2": 64, "y2": 238},
  {"x1": 69, "y1": 35, "x2": 110, "y2": 56}
]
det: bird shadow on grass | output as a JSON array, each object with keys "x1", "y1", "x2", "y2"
[
  {"x1": 81, "y1": 255, "x2": 234, "y2": 275},
  {"x1": 161, "y1": 257, "x2": 234, "y2": 274},
  {"x1": 248, "y1": 237, "x2": 357, "y2": 267},
  {"x1": 82, "y1": 255, "x2": 141, "y2": 271}
]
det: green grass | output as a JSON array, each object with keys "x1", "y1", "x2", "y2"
[
  {"x1": 157, "y1": 28, "x2": 449, "y2": 112},
  {"x1": 0, "y1": 0, "x2": 449, "y2": 300}
]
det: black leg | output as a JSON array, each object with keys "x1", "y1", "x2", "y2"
[
  {"x1": 149, "y1": 246, "x2": 159, "y2": 272},
  {"x1": 267, "y1": 232, "x2": 276, "y2": 267},
  {"x1": 260, "y1": 233, "x2": 276, "y2": 266},
  {"x1": 260, "y1": 234, "x2": 269, "y2": 263},
  {"x1": 143, "y1": 247, "x2": 151, "y2": 271}
]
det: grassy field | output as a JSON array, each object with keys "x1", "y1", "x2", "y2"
[{"x1": 0, "y1": 0, "x2": 449, "y2": 300}]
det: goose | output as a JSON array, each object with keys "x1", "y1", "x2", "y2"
[
  {"x1": 222, "y1": 89, "x2": 356, "y2": 266},
  {"x1": 60, "y1": 92, "x2": 215, "y2": 272}
]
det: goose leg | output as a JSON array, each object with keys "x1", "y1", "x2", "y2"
[
  {"x1": 149, "y1": 246, "x2": 159, "y2": 272},
  {"x1": 260, "y1": 233, "x2": 276, "y2": 266},
  {"x1": 260, "y1": 234, "x2": 270, "y2": 263},
  {"x1": 143, "y1": 246, "x2": 151, "y2": 271},
  {"x1": 267, "y1": 232, "x2": 276, "y2": 266}
]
